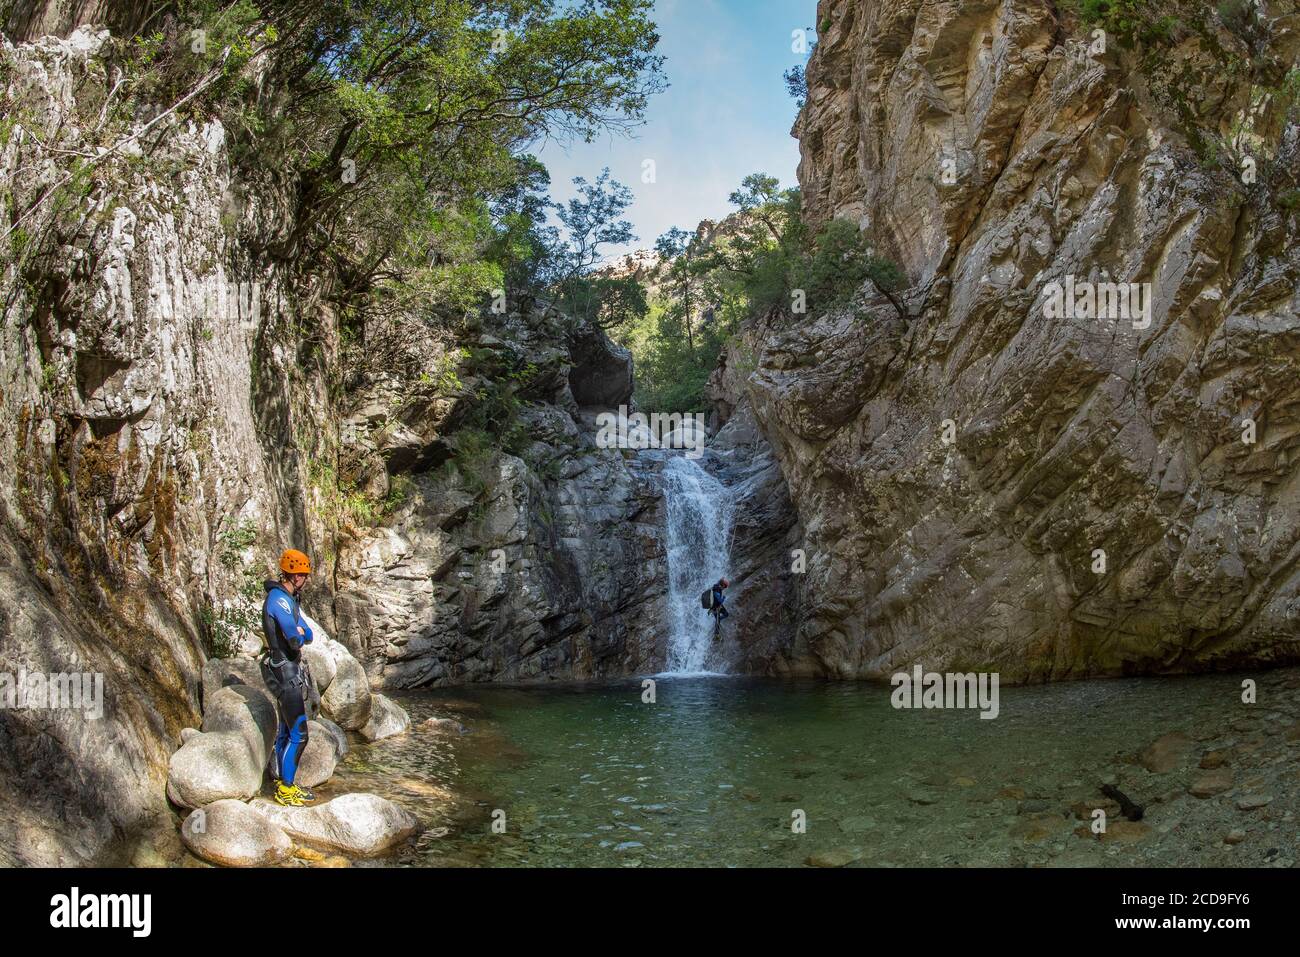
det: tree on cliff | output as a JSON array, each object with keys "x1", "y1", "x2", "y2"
[{"x1": 119, "y1": 0, "x2": 664, "y2": 325}]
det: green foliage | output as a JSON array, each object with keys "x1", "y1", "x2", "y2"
[
  {"x1": 419, "y1": 348, "x2": 470, "y2": 394},
  {"x1": 443, "y1": 427, "x2": 497, "y2": 498},
  {"x1": 117, "y1": 1, "x2": 663, "y2": 342},
  {"x1": 617, "y1": 173, "x2": 906, "y2": 412},
  {"x1": 801, "y1": 219, "x2": 905, "y2": 312},
  {"x1": 309, "y1": 459, "x2": 405, "y2": 531},
  {"x1": 205, "y1": 518, "x2": 262, "y2": 659},
  {"x1": 783, "y1": 65, "x2": 807, "y2": 109},
  {"x1": 538, "y1": 168, "x2": 642, "y2": 328},
  {"x1": 557, "y1": 273, "x2": 649, "y2": 330},
  {"x1": 1072, "y1": 0, "x2": 1174, "y2": 44},
  {"x1": 1067, "y1": 0, "x2": 1297, "y2": 184}
]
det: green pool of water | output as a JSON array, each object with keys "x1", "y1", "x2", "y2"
[{"x1": 336, "y1": 671, "x2": 1300, "y2": 868}]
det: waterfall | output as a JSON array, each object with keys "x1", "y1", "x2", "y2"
[{"x1": 660, "y1": 454, "x2": 736, "y2": 675}]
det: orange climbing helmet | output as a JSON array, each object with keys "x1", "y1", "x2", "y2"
[{"x1": 279, "y1": 549, "x2": 312, "y2": 575}]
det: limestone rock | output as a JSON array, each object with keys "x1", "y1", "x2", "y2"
[
  {"x1": 315, "y1": 716, "x2": 349, "y2": 757},
  {"x1": 201, "y1": 657, "x2": 267, "y2": 707},
  {"x1": 359, "y1": 693, "x2": 410, "y2": 742},
  {"x1": 251, "y1": 793, "x2": 418, "y2": 857},
  {"x1": 299, "y1": 621, "x2": 352, "y2": 692},
  {"x1": 295, "y1": 721, "x2": 341, "y2": 789},
  {"x1": 727, "y1": 0, "x2": 1300, "y2": 682},
  {"x1": 321, "y1": 657, "x2": 374, "y2": 731},
  {"x1": 166, "y1": 731, "x2": 266, "y2": 809},
  {"x1": 180, "y1": 800, "x2": 293, "y2": 867}
]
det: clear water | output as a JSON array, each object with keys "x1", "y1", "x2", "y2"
[
  {"x1": 659, "y1": 455, "x2": 735, "y2": 674},
  {"x1": 337, "y1": 669, "x2": 1300, "y2": 868}
]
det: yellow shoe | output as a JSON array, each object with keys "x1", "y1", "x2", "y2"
[
  {"x1": 290, "y1": 784, "x2": 316, "y2": 804},
  {"x1": 275, "y1": 782, "x2": 305, "y2": 807}
]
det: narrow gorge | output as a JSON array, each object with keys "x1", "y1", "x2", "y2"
[{"x1": 0, "y1": 0, "x2": 1298, "y2": 871}]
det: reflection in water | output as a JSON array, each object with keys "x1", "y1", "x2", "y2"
[{"x1": 344, "y1": 670, "x2": 1300, "y2": 868}]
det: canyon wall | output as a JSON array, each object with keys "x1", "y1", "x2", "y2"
[
  {"x1": 0, "y1": 26, "x2": 662, "y2": 865},
  {"x1": 731, "y1": 0, "x2": 1300, "y2": 680}
]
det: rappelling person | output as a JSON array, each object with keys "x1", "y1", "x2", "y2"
[
  {"x1": 701, "y1": 577, "x2": 730, "y2": 639},
  {"x1": 260, "y1": 548, "x2": 317, "y2": 807},
  {"x1": 711, "y1": 578, "x2": 730, "y2": 619}
]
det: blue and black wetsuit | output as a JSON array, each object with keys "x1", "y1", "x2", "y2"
[
  {"x1": 711, "y1": 582, "x2": 729, "y2": 619},
  {"x1": 260, "y1": 581, "x2": 314, "y2": 786}
]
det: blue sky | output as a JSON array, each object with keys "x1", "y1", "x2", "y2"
[{"x1": 536, "y1": 0, "x2": 819, "y2": 259}]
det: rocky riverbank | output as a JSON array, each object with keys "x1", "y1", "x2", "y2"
[{"x1": 164, "y1": 615, "x2": 420, "y2": 866}]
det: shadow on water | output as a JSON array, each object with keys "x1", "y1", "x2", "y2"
[{"x1": 346, "y1": 669, "x2": 1300, "y2": 868}]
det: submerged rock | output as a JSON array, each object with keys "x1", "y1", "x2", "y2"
[
  {"x1": 180, "y1": 800, "x2": 293, "y2": 867},
  {"x1": 1236, "y1": 794, "x2": 1274, "y2": 811},
  {"x1": 419, "y1": 716, "x2": 469, "y2": 735},
  {"x1": 251, "y1": 793, "x2": 418, "y2": 857},
  {"x1": 805, "y1": 848, "x2": 861, "y2": 868},
  {"x1": 1099, "y1": 820, "x2": 1151, "y2": 844},
  {"x1": 1189, "y1": 768, "x2": 1233, "y2": 798},
  {"x1": 1138, "y1": 733, "x2": 1193, "y2": 774},
  {"x1": 1199, "y1": 749, "x2": 1231, "y2": 770}
]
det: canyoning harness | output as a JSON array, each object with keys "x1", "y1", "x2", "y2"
[
  {"x1": 260, "y1": 653, "x2": 317, "y2": 715},
  {"x1": 259, "y1": 581, "x2": 316, "y2": 714},
  {"x1": 706, "y1": 584, "x2": 727, "y2": 612}
]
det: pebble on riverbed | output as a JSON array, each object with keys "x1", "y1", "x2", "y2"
[{"x1": 805, "y1": 848, "x2": 861, "y2": 868}]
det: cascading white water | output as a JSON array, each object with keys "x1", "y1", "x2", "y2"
[{"x1": 660, "y1": 454, "x2": 736, "y2": 675}]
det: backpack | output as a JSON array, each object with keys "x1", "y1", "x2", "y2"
[{"x1": 700, "y1": 588, "x2": 714, "y2": 610}]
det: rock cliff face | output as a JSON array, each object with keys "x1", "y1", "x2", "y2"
[
  {"x1": 729, "y1": 0, "x2": 1300, "y2": 680},
  {"x1": 0, "y1": 27, "x2": 336, "y2": 864},
  {"x1": 332, "y1": 312, "x2": 666, "y2": 688},
  {"x1": 0, "y1": 26, "x2": 663, "y2": 864}
]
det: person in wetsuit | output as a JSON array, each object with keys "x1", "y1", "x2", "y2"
[
  {"x1": 710, "y1": 577, "x2": 730, "y2": 637},
  {"x1": 261, "y1": 549, "x2": 316, "y2": 806}
]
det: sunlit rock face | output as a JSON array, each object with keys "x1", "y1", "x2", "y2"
[
  {"x1": 0, "y1": 27, "x2": 333, "y2": 865},
  {"x1": 0, "y1": 24, "x2": 665, "y2": 866},
  {"x1": 737, "y1": 0, "x2": 1300, "y2": 680}
]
